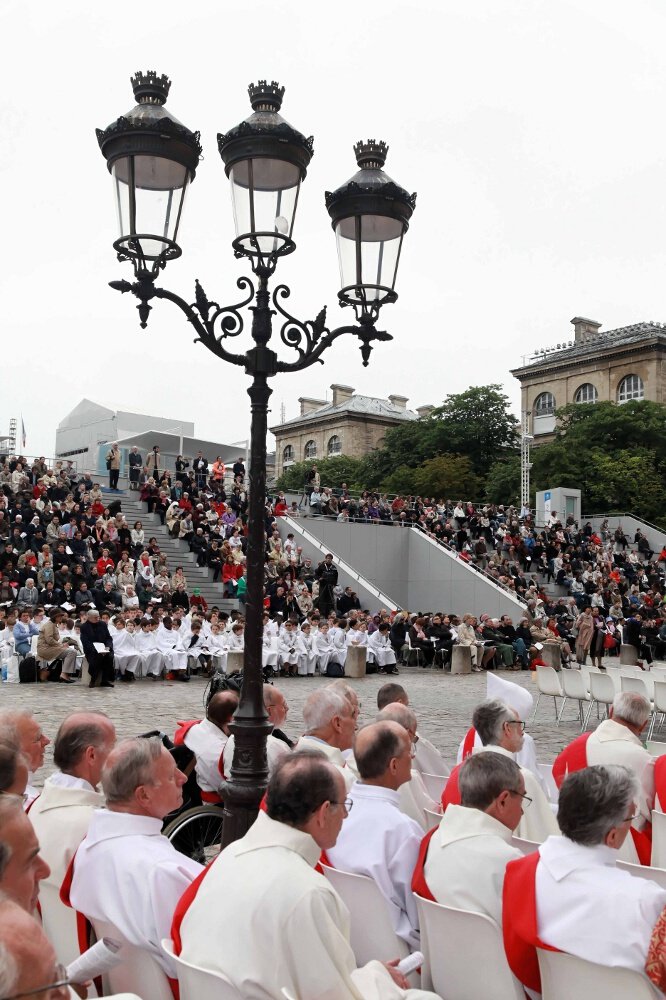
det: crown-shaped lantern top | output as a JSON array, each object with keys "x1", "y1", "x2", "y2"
[
  {"x1": 353, "y1": 140, "x2": 388, "y2": 169},
  {"x1": 131, "y1": 70, "x2": 172, "y2": 106},
  {"x1": 248, "y1": 80, "x2": 285, "y2": 113}
]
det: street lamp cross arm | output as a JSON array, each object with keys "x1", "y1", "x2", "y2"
[
  {"x1": 273, "y1": 283, "x2": 328, "y2": 364},
  {"x1": 275, "y1": 320, "x2": 392, "y2": 373},
  {"x1": 152, "y1": 283, "x2": 247, "y2": 368}
]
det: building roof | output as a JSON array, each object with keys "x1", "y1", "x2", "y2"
[
  {"x1": 512, "y1": 321, "x2": 666, "y2": 377},
  {"x1": 271, "y1": 394, "x2": 418, "y2": 432}
]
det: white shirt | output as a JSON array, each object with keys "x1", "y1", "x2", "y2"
[
  {"x1": 183, "y1": 719, "x2": 228, "y2": 793},
  {"x1": 327, "y1": 783, "x2": 422, "y2": 948},
  {"x1": 424, "y1": 804, "x2": 522, "y2": 926},
  {"x1": 536, "y1": 835, "x2": 666, "y2": 975},
  {"x1": 585, "y1": 719, "x2": 654, "y2": 829},
  {"x1": 69, "y1": 810, "x2": 203, "y2": 977},
  {"x1": 472, "y1": 746, "x2": 559, "y2": 843},
  {"x1": 294, "y1": 736, "x2": 355, "y2": 792}
]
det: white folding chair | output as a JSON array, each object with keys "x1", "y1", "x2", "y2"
[
  {"x1": 320, "y1": 865, "x2": 409, "y2": 966},
  {"x1": 415, "y1": 895, "x2": 524, "y2": 999},
  {"x1": 91, "y1": 918, "x2": 172, "y2": 1000},
  {"x1": 511, "y1": 836, "x2": 540, "y2": 855},
  {"x1": 557, "y1": 670, "x2": 591, "y2": 729},
  {"x1": 646, "y1": 740, "x2": 666, "y2": 756},
  {"x1": 616, "y1": 859, "x2": 666, "y2": 889},
  {"x1": 161, "y1": 939, "x2": 242, "y2": 1000},
  {"x1": 537, "y1": 946, "x2": 660, "y2": 999},
  {"x1": 652, "y1": 810, "x2": 666, "y2": 868},
  {"x1": 281, "y1": 991, "x2": 297, "y2": 1000},
  {"x1": 420, "y1": 773, "x2": 448, "y2": 800},
  {"x1": 406, "y1": 633, "x2": 424, "y2": 667},
  {"x1": 532, "y1": 666, "x2": 563, "y2": 721},
  {"x1": 621, "y1": 674, "x2": 653, "y2": 707},
  {"x1": 584, "y1": 671, "x2": 616, "y2": 728},
  {"x1": 536, "y1": 763, "x2": 559, "y2": 804},
  {"x1": 424, "y1": 808, "x2": 442, "y2": 830},
  {"x1": 648, "y1": 680, "x2": 666, "y2": 740}
]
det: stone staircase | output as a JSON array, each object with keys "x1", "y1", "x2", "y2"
[{"x1": 117, "y1": 492, "x2": 239, "y2": 613}]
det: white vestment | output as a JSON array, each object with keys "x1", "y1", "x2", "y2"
[
  {"x1": 179, "y1": 810, "x2": 438, "y2": 1000},
  {"x1": 367, "y1": 631, "x2": 397, "y2": 668},
  {"x1": 413, "y1": 735, "x2": 446, "y2": 778},
  {"x1": 585, "y1": 719, "x2": 655, "y2": 829},
  {"x1": 456, "y1": 731, "x2": 549, "y2": 797},
  {"x1": 327, "y1": 783, "x2": 422, "y2": 948},
  {"x1": 223, "y1": 732, "x2": 290, "y2": 778},
  {"x1": 183, "y1": 719, "x2": 227, "y2": 794},
  {"x1": 399, "y1": 770, "x2": 442, "y2": 831},
  {"x1": 328, "y1": 626, "x2": 348, "y2": 666},
  {"x1": 294, "y1": 735, "x2": 356, "y2": 791},
  {"x1": 155, "y1": 626, "x2": 187, "y2": 672},
  {"x1": 278, "y1": 631, "x2": 305, "y2": 667},
  {"x1": 110, "y1": 627, "x2": 141, "y2": 675},
  {"x1": 423, "y1": 804, "x2": 522, "y2": 926},
  {"x1": 314, "y1": 631, "x2": 334, "y2": 671},
  {"x1": 29, "y1": 774, "x2": 104, "y2": 965},
  {"x1": 298, "y1": 633, "x2": 318, "y2": 675},
  {"x1": 535, "y1": 835, "x2": 666, "y2": 976},
  {"x1": 134, "y1": 629, "x2": 163, "y2": 676},
  {"x1": 472, "y1": 746, "x2": 559, "y2": 843},
  {"x1": 69, "y1": 810, "x2": 203, "y2": 977}
]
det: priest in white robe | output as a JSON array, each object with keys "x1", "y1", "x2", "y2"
[
  {"x1": 374, "y1": 682, "x2": 448, "y2": 778},
  {"x1": 368, "y1": 624, "x2": 398, "y2": 672},
  {"x1": 376, "y1": 705, "x2": 442, "y2": 830},
  {"x1": 294, "y1": 688, "x2": 357, "y2": 791},
  {"x1": 176, "y1": 750, "x2": 440, "y2": 1000},
  {"x1": 183, "y1": 691, "x2": 238, "y2": 799},
  {"x1": 223, "y1": 684, "x2": 291, "y2": 777}
]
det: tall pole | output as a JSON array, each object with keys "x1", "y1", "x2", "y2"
[{"x1": 521, "y1": 409, "x2": 532, "y2": 514}]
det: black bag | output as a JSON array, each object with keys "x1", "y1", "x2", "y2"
[
  {"x1": 325, "y1": 660, "x2": 344, "y2": 678},
  {"x1": 106, "y1": 458, "x2": 112, "y2": 470},
  {"x1": 19, "y1": 655, "x2": 38, "y2": 684},
  {"x1": 46, "y1": 658, "x2": 63, "y2": 681}
]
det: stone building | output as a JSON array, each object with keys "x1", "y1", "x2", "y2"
[
  {"x1": 511, "y1": 316, "x2": 666, "y2": 440},
  {"x1": 270, "y1": 384, "x2": 433, "y2": 479}
]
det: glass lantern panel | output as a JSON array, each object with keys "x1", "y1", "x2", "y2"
[
  {"x1": 336, "y1": 214, "x2": 404, "y2": 298},
  {"x1": 230, "y1": 158, "x2": 301, "y2": 254},
  {"x1": 112, "y1": 155, "x2": 190, "y2": 259}
]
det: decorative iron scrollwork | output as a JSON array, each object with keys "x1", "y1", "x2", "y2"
[{"x1": 273, "y1": 284, "x2": 328, "y2": 364}]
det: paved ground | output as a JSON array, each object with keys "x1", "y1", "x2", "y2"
[{"x1": 0, "y1": 661, "x2": 619, "y2": 788}]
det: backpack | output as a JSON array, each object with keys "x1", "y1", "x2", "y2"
[
  {"x1": 19, "y1": 655, "x2": 38, "y2": 684},
  {"x1": 325, "y1": 660, "x2": 344, "y2": 678}
]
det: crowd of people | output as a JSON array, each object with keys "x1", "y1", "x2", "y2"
[{"x1": 2, "y1": 667, "x2": 666, "y2": 997}]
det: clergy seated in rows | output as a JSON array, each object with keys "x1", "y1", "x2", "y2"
[
  {"x1": 182, "y1": 690, "x2": 239, "y2": 803},
  {"x1": 503, "y1": 765, "x2": 666, "y2": 996},
  {"x1": 223, "y1": 684, "x2": 291, "y2": 779},
  {"x1": 327, "y1": 721, "x2": 423, "y2": 949},
  {"x1": 416, "y1": 753, "x2": 523, "y2": 926},
  {"x1": 0, "y1": 794, "x2": 49, "y2": 912},
  {"x1": 0, "y1": 899, "x2": 141, "y2": 1000},
  {"x1": 0, "y1": 708, "x2": 51, "y2": 808},
  {"x1": 175, "y1": 750, "x2": 441, "y2": 1000},
  {"x1": 66, "y1": 737, "x2": 203, "y2": 979},
  {"x1": 377, "y1": 705, "x2": 442, "y2": 830},
  {"x1": 368, "y1": 623, "x2": 399, "y2": 674},
  {"x1": 29, "y1": 711, "x2": 117, "y2": 965},
  {"x1": 295, "y1": 688, "x2": 358, "y2": 791},
  {"x1": 376, "y1": 683, "x2": 446, "y2": 778},
  {"x1": 443, "y1": 699, "x2": 558, "y2": 844}
]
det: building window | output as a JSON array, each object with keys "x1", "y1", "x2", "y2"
[
  {"x1": 574, "y1": 383, "x2": 598, "y2": 404},
  {"x1": 283, "y1": 445, "x2": 294, "y2": 465},
  {"x1": 304, "y1": 440, "x2": 317, "y2": 459},
  {"x1": 327, "y1": 435, "x2": 341, "y2": 455},
  {"x1": 617, "y1": 374, "x2": 644, "y2": 404},
  {"x1": 534, "y1": 392, "x2": 556, "y2": 416}
]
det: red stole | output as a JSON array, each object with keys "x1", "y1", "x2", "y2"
[
  {"x1": 502, "y1": 850, "x2": 558, "y2": 992},
  {"x1": 462, "y1": 727, "x2": 477, "y2": 760},
  {"x1": 655, "y1": 755, "x2": 666, "y2": 811},
  {"x1": 171, "y1": 860, "x2": 218, "y2": 955},
  {"x1": 173, "y1": 720, "x2": 200, "y2": 746},
  {"x1": 441, "y1": 763, "x2": 462, "y2": 810},
  {"x1": 552, "y1": 732, "x2": 591, "y2": 789},
  {"x1": 410, "y1": 827, "x2": 438, "y2": 902}
]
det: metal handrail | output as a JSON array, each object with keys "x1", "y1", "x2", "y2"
[{"x1": 582, "y1": 512, "x2": 666, "y2": 537}]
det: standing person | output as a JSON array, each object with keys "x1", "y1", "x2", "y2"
[
  {"x1": 145, "y1": 445, "x2": 163, "y2": 479},
  {"x1": 128, "y1": 446, "x2": 142, "y2": 491},
  {"x1": 315, "y1": 553, "x2": 338, "y2": 618},
  {"x1": 106, "y1": 443, "x2": 121, "y2": 491},
  {"x1": 574, "y1": 605, "x2": 595, "y2": 665},
  {"x1": 624, "y1": 612, "x2": 654, "y2": 667},
  {"x1": 232, "y1": 456, "x2": 246, "y2": 483},
  {"x1": 193, "y1": 451, "x2": 208, "y2": 489},
  {"x1": 174, "y1": 454, "x2": 190, "y2": 484},
  {"x1": 80, "y1": 608, "x2": 115, "y2": 688},
  {"x1": 211, "y1": 456, "x2": 225, "y2": 484}
]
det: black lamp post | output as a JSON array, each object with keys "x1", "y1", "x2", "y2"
[{"x1": 96, "y1": 72, "x2": 416, "y2": 847}]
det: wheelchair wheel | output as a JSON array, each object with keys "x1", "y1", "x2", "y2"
[{"x1": 163, "y1": 805, "x2": 225, "y2": 865}]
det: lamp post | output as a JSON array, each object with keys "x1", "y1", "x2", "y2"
[{"x1": 96, "y1": 72, "x2": 416, "y2": 847}]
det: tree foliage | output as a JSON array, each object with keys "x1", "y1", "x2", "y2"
[{"x1": 275, "y1": 455, "x2": 365, "y2": 492}]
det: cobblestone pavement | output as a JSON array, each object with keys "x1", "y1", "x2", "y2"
[{"x1": 0, "y1": 659, "x2": 633, "y2": 788}]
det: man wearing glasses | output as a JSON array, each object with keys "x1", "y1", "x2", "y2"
[{"x1": 442, "y1": 699, "x2": 559, "y2": 844}]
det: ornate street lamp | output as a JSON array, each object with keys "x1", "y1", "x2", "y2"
[{"x1": 97, "y1": 73, "x2": 416, "y2": 847}]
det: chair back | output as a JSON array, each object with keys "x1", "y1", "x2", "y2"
[
  {"x1": 421, "y1": 772, "x2": 448, "y2": 799},
  {"x1": 423, "y1": 808, "x2": 442, "y2": 831},
  {"x1": 161, "y1": 939, "x2": 243, "y2": 1000},
  {"x1": 647, "y1": 739, "x2": 666, "y2": 757},
  {"x1": 616, "y1": 859, "x2": 666, "y2": 889},
  {"x1": 511, "y1": 836, "x2": 540, "y2": 855},
  {"x1": 415, "y1": 895, "x2": 524, "y2": 999},
  {"x1": 652, "y1": 810, "x2": 666, "y2": 868},
  {"x1": 281, "y1": 991, "x2": 298, "y2": 1000},
  {"x1": 320, "y1": 865, "x2": 408, "y2": 966},
  {"x1": 561, "y1": 670, "x2": 587, "y2": 700},
  {"x1": 653, "y1": 681, "x2": 666, "y2": 715},
  {"x1": 91, "y1": 919, "x2": 172, "y2": 1000},
  {"x1": 620, "y1": 675, "x2": 651, "y2": 701},
  {"x1": 537, "y1": 946, "x2": 659, "y2": 999},
  {"x1": 536, "y1": 666, "x2": 563, "y2": 698},
  {"x1": 589, "y1": 671, "x2": 615, "y2": 704},
  {"x1": 536, "y1": 763, "x2": 559, "y2": 804}
]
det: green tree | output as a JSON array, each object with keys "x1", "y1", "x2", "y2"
[
  {"x1": 484, "y1": 455, "x2": 522, "y2": 505},
  {"x1": 410, "y1": 454, "x2": 480, "y2": 498},
  {"x1": 275, "y1": 455, "x2": 365, "y2": 492}
]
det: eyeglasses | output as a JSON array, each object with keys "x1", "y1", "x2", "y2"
[
  {"x1": 509, "y1": 790, "x2": 533, "y2": 810},
  {"x1": 624, "y1": 813, "x2": 638, "y2": 824},
  {"x1": 3, "y1": 963, "x2": 70, "y2": 998},
  {"x1": 330, "y1": 797, "x2": 353, "y2": 814},
  {"x1": 506, "y1": 720, "x2": 526, "y2": 732}
]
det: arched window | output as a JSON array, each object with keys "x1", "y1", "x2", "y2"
[
  {"x1": 617, "y1": 374, "x2": 644, "y2": 404},
  {"x1": 534, "y1": 392, "x2": 556, "y2": 416},
  {"x1": 283, "y1": 445, "x2": 294, "y2": 464},
  {"x1": 574, "y1": 383, "x2": 598, "y2": 404},
  {"x1": 304, "y1": 440, "x2": 317, "y2": 459},
  {"x1": 327, "y1": 435, "x2": 341, "y2": 455}
]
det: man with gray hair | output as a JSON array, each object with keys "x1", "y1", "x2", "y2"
[
  {"x1": 294, "y1": 687, "x2": 357, "y2": 790},
  {"x1": 0, "y1": 794, "x2": 49, "y2": 911},
  {"x1": 443, "y1": 699, "x2": 558, "y2": 843},
  {"x1": 80, "y1": 607, "x2": 115, "y2": 687},
  {"x1": 0, "y1": 708, "x2": 50, "y2": 807},
  {"x1": 65, "y1": 737, "x2": 203, "y2": 977},
  {"x1": 415, "y1": 753, "x2": 524, "y2": 926},
  {"x1": 504, "y1": 765, "x2": 666, "y2": 994},
  {"x1": 29, "y1": 711, "x2": 116, "y2": 964}
]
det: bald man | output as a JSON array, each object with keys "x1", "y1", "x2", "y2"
[
  {"x1": 222, "y1": 684, "x2": 291, "y2": 778},
  {"x1": 29, "y1": 711, "x2": 116, "y2": 964},
  {"x1": 376, "y1": 704, "x2": 441, "y2": 830},
  {"x1": 0, "y1": 709, "x2": 50, "y2": 807},
  {"x1": 376, "y1": 683, "x2": 446, "y2": 777},
  {"x1": 327, "y1": 721, "x2": 423, "y2": 949},
  {"x1": 183, "y1": 690, "x2": 239, "y2": 802},
  {"x1": 0, "y1": 795, "x2": 49, "y2": 912}
]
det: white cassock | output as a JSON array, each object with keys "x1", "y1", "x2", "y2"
[
  {"x1": 28, "y1": 773, "x2": 104, "y2": 965},
  {"x1": 182, "y1": 719, "x2": 228, "y2": 797},
  {"x1": 328, "y1": 626, "x2": 348, "y2": 667},
  {"x1": 110, "y1": 627, "x2": 141, "y2": 676},
  {"x1": 298, "y1": 632, "x2": 318, "y2": 676},
  {"x1": 423, "y1": 804, "x2": 522, "y2": 926},
  {"x1": 344, "y1": 755, "x2": 439, "y2": 833},
  {"x1": 472, "y1": 746, "x2": 559, "y2": 843},
  {"x1": 413, "y1": 735, "x2": 447, "y2": 778},
  {"x1": 315, "y1": 631, "x2": 334, "y2": 672},
  {"x1": 223, "y1": 733, "x2": 290, "y2": 778},
  {"x1": 367, "y1": 631, "x2": 397, "y2": 669},
  {"x1": 134, "y1": 629, "x2": 163, "y2": 676},
  {"x1": 346, "y1": 629, "x2": 368, "y2": 651},
  {"x1": 25, "y1": 772, "x2": 41, "y2": 810},
  {"x1": 585, "y1": 719, "x2": 654, "y2": 830},
  {"x1": 262, "y1": 631, "x2": 278, "y2": 672},
  {"x1": 178, "y1": 810, "x2": 439, "y2": 1000},
  {"x1": 535, "y1": 836, "x2": 666, "y2": 975},
  {"x1": 209, "y1": 633, "x2": 229, "y2": 674},
  {"x1": 264, "y1": 619, "x2": 279, "y2": 639},
  {"x1": 456, "y1": 731, "x2": 549, "y2": 798},
  {"x1": 155, "y1": 626, "x2": 187, "y2": 672},
  {"x1": 68, "y1": 809, "x2": 203, "y2": 977},
  {"x1": 278, "y1": 632, "x2": 304, "y2": 668},
  {"x1": 327, "y1": 783, "x2": 422, "y2": 949},
  {"x1": 294, "y1": 735, "x2": 356, "y2": 792},
  {"x1": 227, "y1": 631, "x2": 245, "y2": 652}
]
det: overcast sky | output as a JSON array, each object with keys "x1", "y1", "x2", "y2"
[{"x1": 2, "y1": 0, "x2": 666, "y2": 457}]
